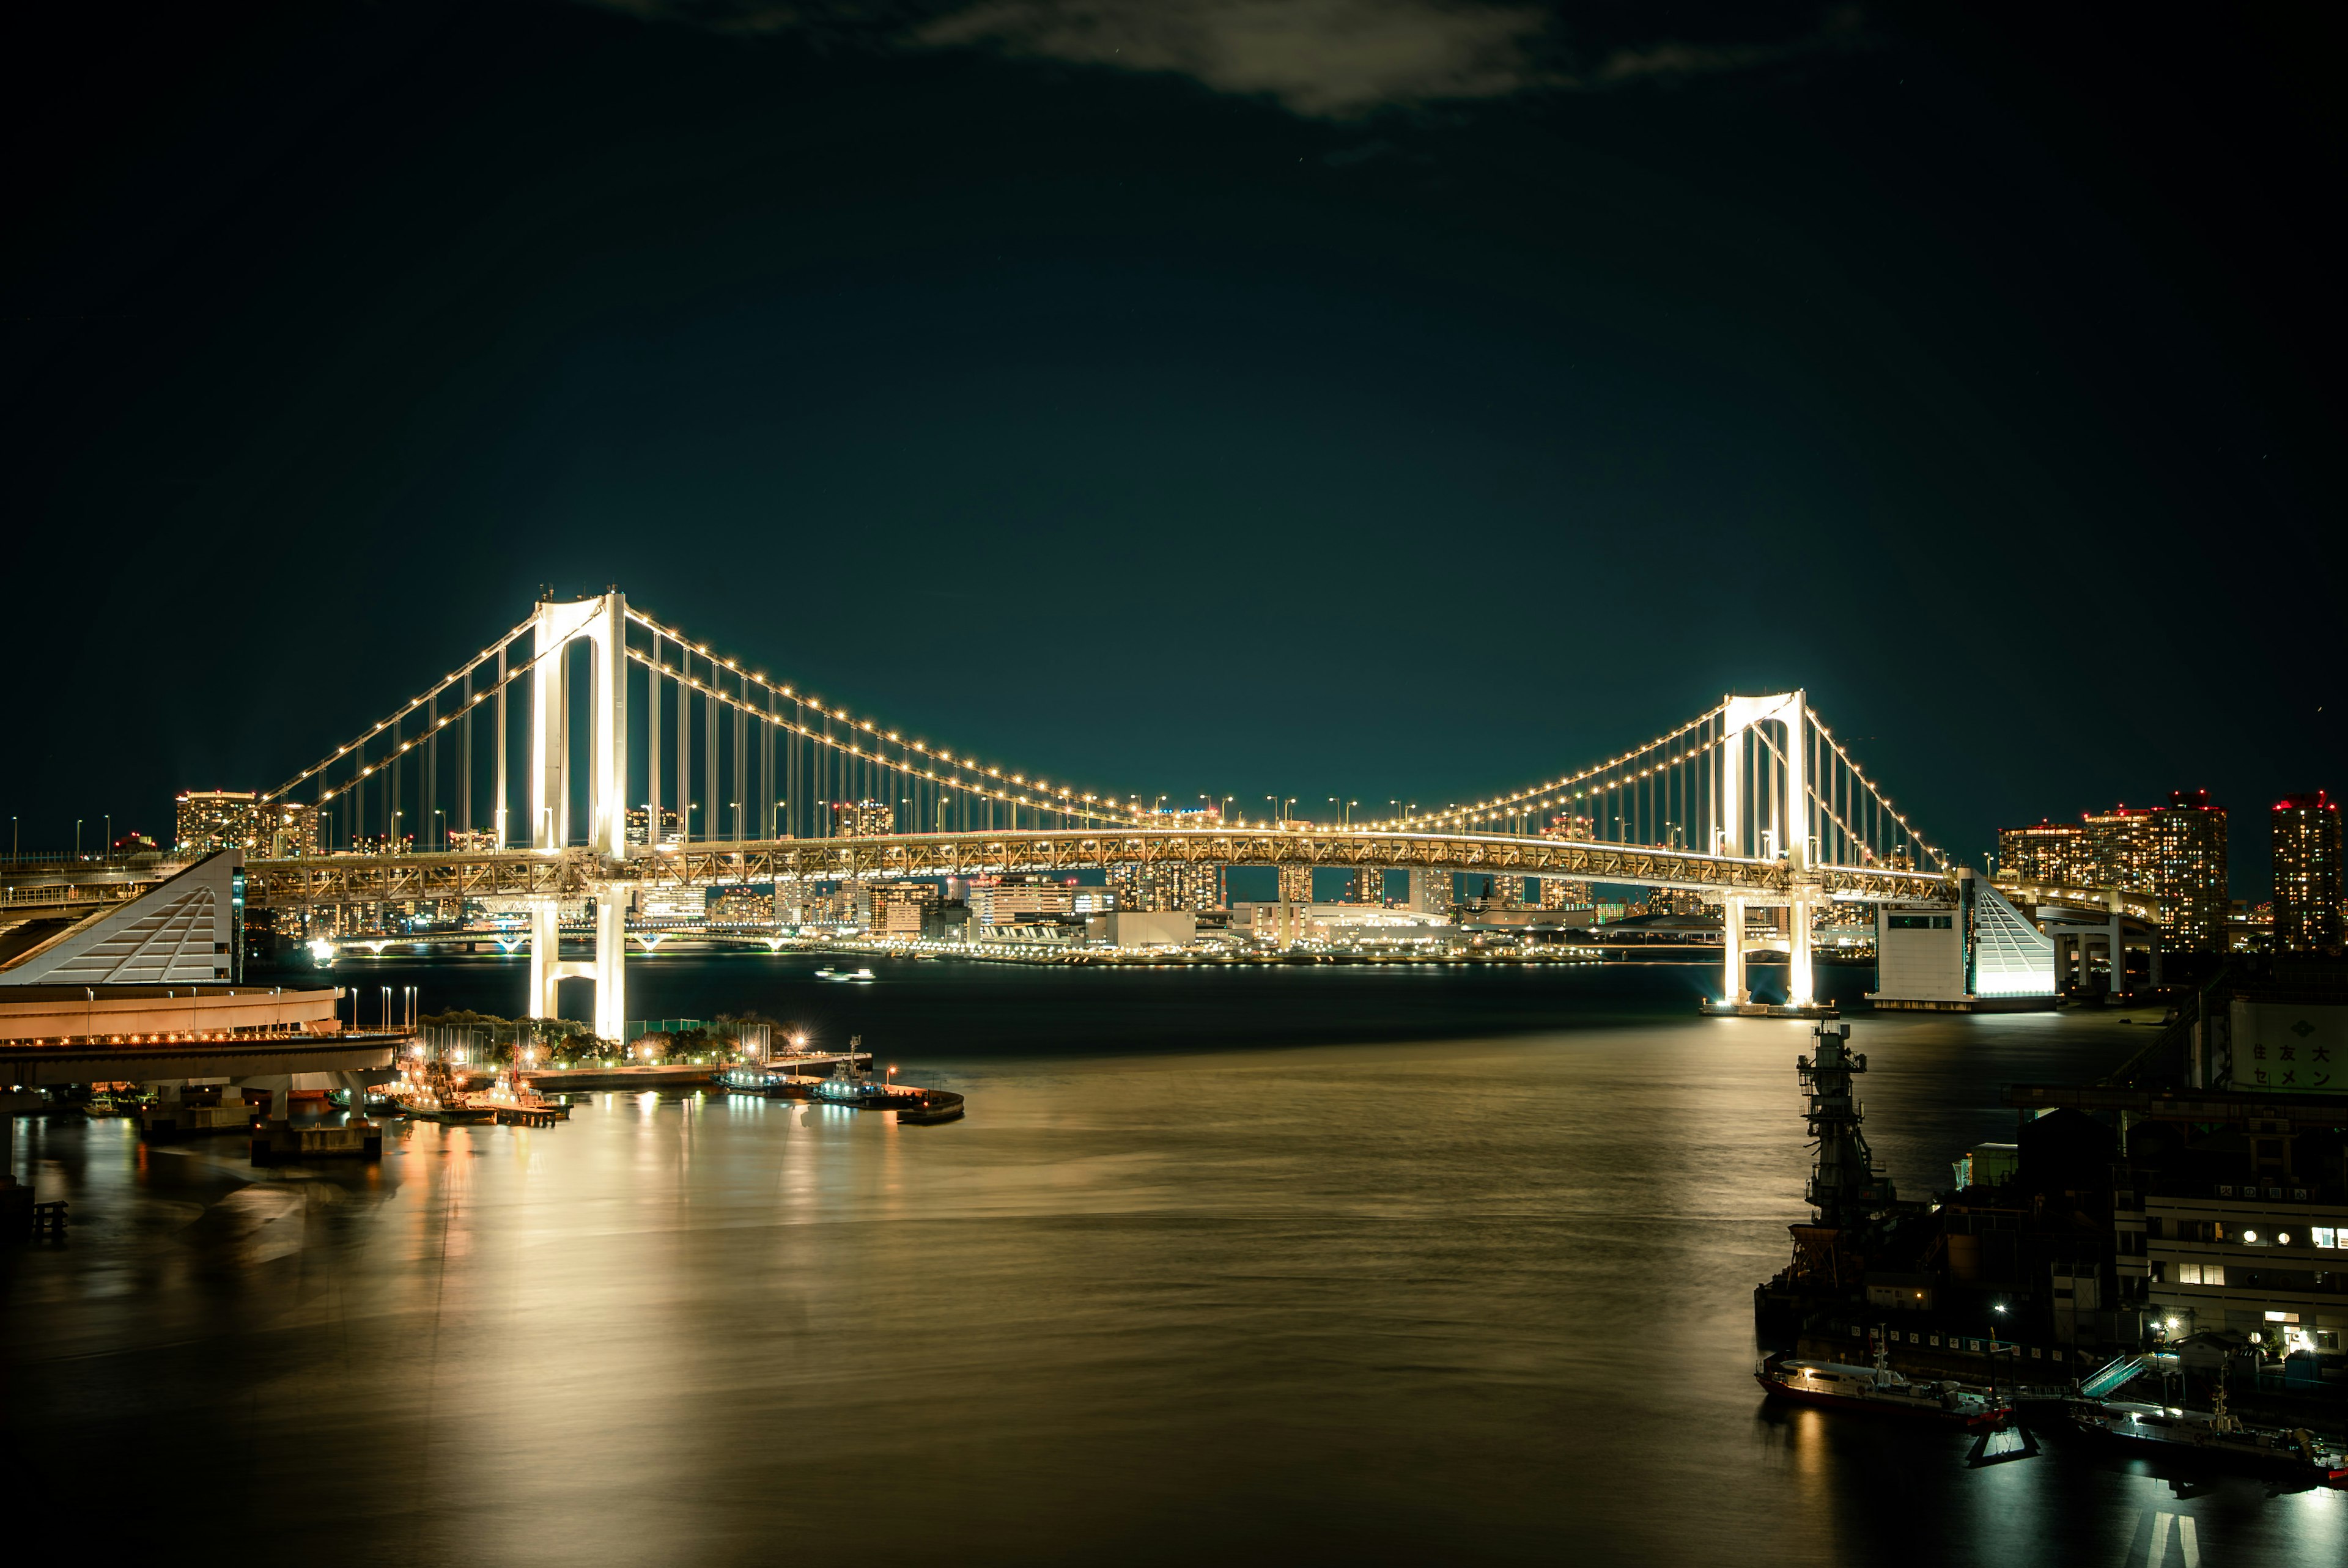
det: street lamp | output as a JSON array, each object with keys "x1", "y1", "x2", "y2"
[
  {"x1": 434, "y1": 808, "x2": 445, "y2": 849},
  {"x1": 75, "y1": 818, "x2": 83, "y2": 860}
]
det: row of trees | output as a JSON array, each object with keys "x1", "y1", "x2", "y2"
[{"x1": 417, "y1": 1009, "x2": 783, "y2": 1066}]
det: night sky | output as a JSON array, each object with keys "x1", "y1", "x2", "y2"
[{"x1": 10, "y1": 2, "x2": 2341, "y2": 890}]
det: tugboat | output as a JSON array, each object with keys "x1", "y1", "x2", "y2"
[
  {"x1": 815, "y1": 966, "x2": 876, "y2": 983},
  {"x1": 811, "y1": 1040, "x2": 904, "y2": 1106},
  {"x1": 1757, "y1": 1337, "x2": 2012, "y2": 1428},
  {"x1": 2067, "y1": 1383, "x2": 2348, "y2": 1484},
  {"x1": 382, "y1": 1059, "x2": 493, "y2": 1122},
  {"x1": 718, "y1": 1063, "x2": 777, "y2": 1093},
  {"x1": 473, "y1": 1070, "x2": 570, "y2": 1125}
]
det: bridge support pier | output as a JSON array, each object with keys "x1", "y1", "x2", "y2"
[
  {"x1": 593, "y1": 891, "x2": 627, "y2": 1042},
  {"x1": 1788, "y1": 887, "x2": 1818, "y2": 1009},
  {"x1": 529, "y1": 898, "x2": 562, "y2": 1021},
  {"x1": 1722, "y1": 895, "x2": 1748, "y2": 1004},
  {"x1": 524, "y1": 892, "x2": 626, "y2": 1041}
]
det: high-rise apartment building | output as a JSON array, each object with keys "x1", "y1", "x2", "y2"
[
  {"x1": 1277, "y1": 864, "x2": 1312, "y2": 904},
  {"x1": 626, "y1": 806, "x2": 681, "y2": 847},
  {"x1": 1107, "y1": 860, "x2": 1225, "y2": 913},
  {"x1": 831, "y1": 799, "x2": 895, "y2": 837},
  {"x1": 1351, "y1": 868, "x2": 1383, "y2": 905},
  {"x1": 2081, "y1": 790, "x2": 2228, "y2": 952},
  {"x1": 1485, "y1": 874, "x2": 1521, "y2": 907},
  {"x1": 1538, "y1": 877, "x2": 1590, "y2": 910},
  {"x1": 1108, "y1": 811, "x2": 1226, "y2": 912},
  {"x1": 2272, "y1": 790, "x2": 2343, "y2": 954},
  {"x1": 175, "y1": 790, "x2": 319, "y2": 859},
  {"x1": 1998, "y1": 821, "x2": 2088, "y2": 884},
  {"x1": 1407, "y1": 868, "x2": 1453, "y2": 915}
]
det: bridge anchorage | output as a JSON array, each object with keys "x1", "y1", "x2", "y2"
[{"x1": 238, "y1": 591, "x2": 1957, "y2": 1028}]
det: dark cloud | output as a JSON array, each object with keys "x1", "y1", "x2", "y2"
[{"x1": 588, "y1": 1, "x2": 1866, "y2": 116}]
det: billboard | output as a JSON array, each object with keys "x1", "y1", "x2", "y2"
[{"x1": 2227, "y1": 999, "x2": 2345, "y2": 1094}]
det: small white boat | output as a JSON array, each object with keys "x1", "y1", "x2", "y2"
[{"x1": 814, "y1": 966, "x2": 876, "y2": 982}]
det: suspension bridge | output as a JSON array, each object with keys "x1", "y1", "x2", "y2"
[{"x1": 206, "y1": 591, "x2": 1965, "y2": 1032}]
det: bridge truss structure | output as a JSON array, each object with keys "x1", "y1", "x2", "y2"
[{"x1": 250, "y1": 592, "x2": 1961, "y2": 1034}]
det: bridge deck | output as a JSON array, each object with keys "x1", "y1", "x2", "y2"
[{"x1": 227, "y1": 828, "x2": 1952, "y2": 910}]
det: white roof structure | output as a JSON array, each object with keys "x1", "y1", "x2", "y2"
[
  {"x1": 1971, "y1": 880, "x2": 2056, "y2": 996},
  {"x1": 0, "y1": 850, "x2": 241, "y2": 988}
]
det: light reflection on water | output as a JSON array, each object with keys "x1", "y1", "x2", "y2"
[{"x1": 2, "y1": 962, "x2": 2342, "y2": 1566}]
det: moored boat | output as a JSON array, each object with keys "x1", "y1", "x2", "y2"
[
  {"x1": 2066, "y1": 1386, "x2": 2348, "y2": 1484},
  {"x1": 1756, "y1": 1345, "x2": 2011, "y2": 1428}
]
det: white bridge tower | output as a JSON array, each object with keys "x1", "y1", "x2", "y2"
[
  {"x1": 526, "y1": 592, "x2": 631, "y2": 1040},
  {"x1": 1717, "y1": 690, "x2": 1820, "y2": 1009}
]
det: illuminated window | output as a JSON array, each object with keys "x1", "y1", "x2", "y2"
[
  {"x1": 2313, "y1": 1228, "x2": 2337, "y2": 1249},
  {"x1": 2176, "y1": 1263, "x2": 2201, "y2": 1284}
]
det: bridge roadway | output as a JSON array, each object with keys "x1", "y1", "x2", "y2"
[
  {"x1": 233, "y1": 828, "x2": 1953, "y2": 910},
  {"x1": 0, "y1": 1029, "x2": 407, "y2": 1088}
]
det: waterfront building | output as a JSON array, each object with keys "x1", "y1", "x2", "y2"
[
  {"x1": 708, "y1": 887, "x2": 775, "y2": 925},
  {"x1": 638, "y1": 886, "x2": 707, "y2": 923},
  {"x1": 1086, "y1": 910, "x2": 1197, "y2": 949},
  {"x1": 2272, "y1": 791, "x2": 2343, "y2": 954},
  {"x1": 1406, "y1": 867, "x2": 1453, "y2": 915},
  {"x1": 972, "y1": 919, "x2": 1082, "y2": 950},
  {"x1": 1239, "y1": 902, "x2": 1452, "y2": 949},
  {"x1": 447, "y1": 827, "x2": 497, "y2": 854},
  {"x1": 1351, "y1": 868, "x2": 1383, "y2": 905},
  {"x1": 175, "y1": 790, "x2": 319, "y2": 859},
  {"x1": 2146, "y1": 1188, "x2": 2346, "y2": 1352},
  {"x1": 1483, "y1": 874, "x2": 1521, "y2": 907},
  {"x1": 865, "y1": 882, "x2": 937, "y2": 937},
  {"x1": 1277, "y1": 864, "x2": 1312, "y2": 904},
  {"x1": 968, "y1": 874, "x2": 1077, "y2": 925},
  {"x1": 1999, "y1": 821, "x2": 2088, "y2": 884},
  {"x1": 2081, "y1": 792, "x2": 2229, "y2": 953}
]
